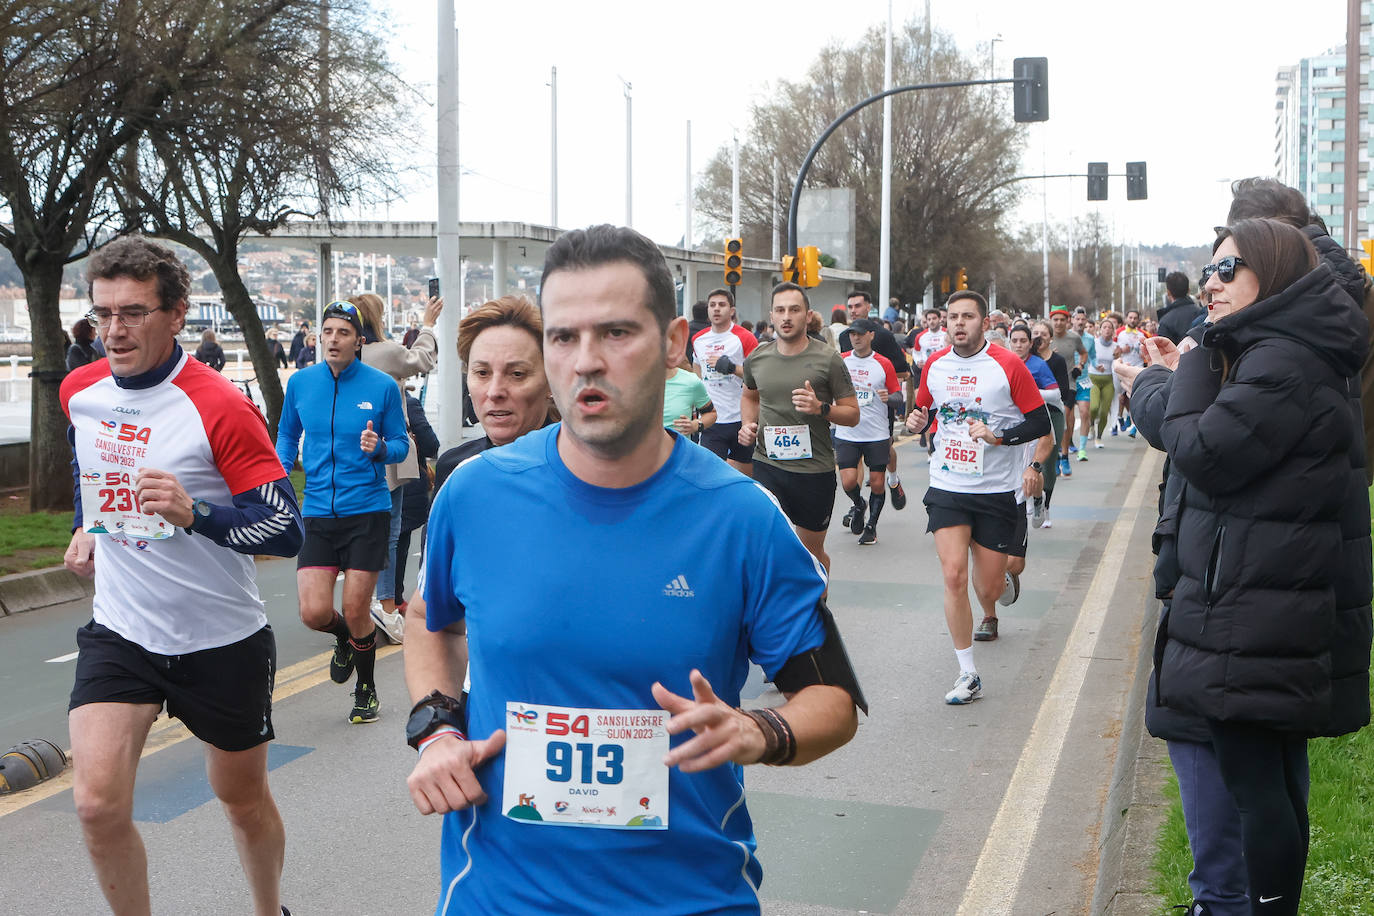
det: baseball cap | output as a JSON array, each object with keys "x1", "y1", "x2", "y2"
[
  {"x1": 849, "y1": 318, "x2": 883, "y2": 334},
  {"x1": 322, "y1": 300, "x2": 364, "y2": 335}
]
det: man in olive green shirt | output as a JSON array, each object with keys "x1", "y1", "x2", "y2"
[{"x1": 741, "y1": 282, "x2": 859, "y2": 576}]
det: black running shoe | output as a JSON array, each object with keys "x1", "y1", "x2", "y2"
[
  {"x1": 847, "y1": 504, "x2": 866, "y2": 535},
  {"x1": 330, "y1": 637, "x2": 355, "y2": 684},
  {"x1": 889, "y1": 480, "x2": 907, "y2": 510},
  {"x1": 858, "y1": 525, "x2": 877, "y2": 545},
  {"x1": 349, "y1": 683, "x2": 379, "y2": 724}
]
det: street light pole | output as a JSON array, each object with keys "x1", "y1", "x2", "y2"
[
  {"x1": 621, "y1": 78, "x2": 632, "y2": 227},
  {"x1": 549, "y1": 66, "x2": 558, "y2": 227},
  {"x1": 878, "y1": 0, "x2": 894, "y2": 314}
]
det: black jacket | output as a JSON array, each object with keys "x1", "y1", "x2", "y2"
[
  {"x1": 399, "y1": 394, "x2": 440, "y2": 534},
  {"x1": 1154, "y1": 262, "x2": 1371, "y2": 738},
  {"x1": 1305, "y1": 223, "x2": 1374, "y2": 486},
  {"x1": 1156, "y1": 296, "x2": 1204, "y2": 344},
  {"x1": 194, "y1": 341, "x2": 226, "y2": 372},
  {"x1": 1133, "y1": 326, "x2": 1211, "y2": 743}
]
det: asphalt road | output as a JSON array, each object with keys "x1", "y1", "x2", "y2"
[{"x1": 0, "y1": 430, "x2": 1162, "y2": 916}]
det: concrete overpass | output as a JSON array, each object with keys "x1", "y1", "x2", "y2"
[{"x1": 262, "y1": 219, "x2": 869, "y2": 324}]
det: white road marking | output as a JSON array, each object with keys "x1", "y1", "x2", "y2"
[
  {"x1": 44, "y1": 651, "x2": 79, "y2": 664},
  {"x1": 956, "y1": 447, "x2": 1162, "y2": 916}
]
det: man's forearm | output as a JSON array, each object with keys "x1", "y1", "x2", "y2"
[
  {"x1": 403, "y1": 600, "x2": 468, "y2": 706},
  {"x1": 740, "y1": 390, "x2": 759, "y2": 428},
  {"x1": 773, "y1": 684, "x2": 857, "y2": 766}
]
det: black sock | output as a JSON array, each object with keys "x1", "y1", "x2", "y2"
[
  {"x1": 867, "y1": 491, "x2": 886, "y2": 527},
  {"x1": 844, "y1": 485, "x2": 864, "y2": 509},
  {"x1": 351, "y1": 628, "x2": 378, "y2": 687},
  {"x1": 322, "y1": 611, "x2": 350, "y2": 641}
]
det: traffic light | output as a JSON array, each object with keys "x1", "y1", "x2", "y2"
[
  {"x1": 724, "y1": 238, "x2": 743, "y2": 286},
  {"x1": 1361, "y1": 240, "x2": 1374, "y2": 274},
  {"x1": 955, "y1": 268, "x2": 968, "y2": 291},
  {"x1": 781, "y1": 253, "x2": 799, "y2": 284},
  {"x1": 1087, "y1": 162, "x2": 1108, "y2": 201},
  {"x1": 1157, "y1": 267, "x2": 1167, "y2": 282},
  {"x1": 799, "y1": 246, "x2": 822, "y2": 288},
  {"x1": 940, "y1": 275, "x2": 951, "y2": 295},
  {"x1": 1126, "y1": 161, "x2": 1148, "y2": 200},
  {"x1": 1012, "y1": 57, "x2": 1048, "y2": 123}
]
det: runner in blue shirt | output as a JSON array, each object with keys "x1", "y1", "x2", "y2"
[{"x1": 405, "y1": 225, "x2": 865, "y2": 915}]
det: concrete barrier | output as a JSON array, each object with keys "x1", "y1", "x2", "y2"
[{"x1": 0, "y1": 566, "x2": 94, "y2": 616}]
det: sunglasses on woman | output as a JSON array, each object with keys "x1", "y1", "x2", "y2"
[{"x1": 1200, "y1": 255, "x2": 1247, "y2": 287}]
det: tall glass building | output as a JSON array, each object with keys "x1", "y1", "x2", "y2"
[{"x1": 1274, "y1": 18, "x2": 1371, "y2": 248}]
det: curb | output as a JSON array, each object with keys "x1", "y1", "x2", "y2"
[
  {"x1": 1091, "y1": 595, "x2": 1171, "y2": 915},
  {"x1": 0, "y1": 566, "x2": 94, "y2": 617}
]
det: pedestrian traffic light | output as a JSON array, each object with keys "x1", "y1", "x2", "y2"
[
  {"x1": 1126, "y1": 161, "x2": 1147, "y2": 200},
  {"x1": 1012, "y1": 57, "x2": 1048, "y2": 123},
  {"x1": 1157, "y1": 267, "x2": 1167, "y2": 282},
  {"x1": 781, "y1": 253, "x2": 799, "y2": 284},
  {"x1": 1087, "y1": 162, "x2": 1108, "y2": 201},
  {"x1": 956, "y1": 268, "x2": 968, "y2": 291},
  {"x1": 724, "y1": 238, "x2": 743, "y2": 286},
  {"x1": 799, "y1": 246, "x2": 822, "y2": 288}
]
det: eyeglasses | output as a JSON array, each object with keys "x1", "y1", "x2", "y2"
[
  {"x1": 87, "y1": 306, "x2": 167, "y2": 329},
  {"x1": 1200, "y1": 256, "x2": 1247, "y2": 287}
]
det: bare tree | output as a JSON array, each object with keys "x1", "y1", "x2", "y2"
[
  {"x1": 113, "y1": 0, "x2": 411, "y2": 436},
  {"x1": 696, "y1": 22, "x2": 1026, "y2": 307},
  {"x1": 0, "y1": 0, "x2": 295, "y2": 509}
]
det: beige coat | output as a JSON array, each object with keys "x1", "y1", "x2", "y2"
[{"x1": 361, "y1": 327, "x2": 439, "y2": 490}]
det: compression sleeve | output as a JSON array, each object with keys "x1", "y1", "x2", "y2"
[
  {"x1": 999, "y1": 404, "x2": 1051, "y2": 446},
  {"x1": 192, "y1": 477, "x2": 304, "y2": 557}
]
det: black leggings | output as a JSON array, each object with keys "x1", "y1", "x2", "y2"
[{"x1": 1208, "y1": 720, "x2": 1310, "y2": 916}]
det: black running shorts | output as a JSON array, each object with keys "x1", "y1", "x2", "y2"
[
  {"x1": 298, "y1": 511, "x2": 390, "y2": 571},
  {"x1": 700, "y1": 421, "x2": 754, "y2": 464},
  {"x1": 923, "y1": 487, "x2": 1020, "y2": 554},
  {"x1": 69, "y1": 620, "x2": 276, "y2": 752},
  {"x1": 834, "y1": 439, "x2": 890, "y2": 473},
  {"x1": 1007, "y1": 501, "x2": 1028, "y2": 559},
  {"x1": 752, "y1": 462, "x2": 837, "y2": 532}
]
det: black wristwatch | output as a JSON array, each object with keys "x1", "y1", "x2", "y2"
[
  {"x1": 697, "y1": 419, "x2": 703, "y2": 433},
  {"x1": 405, "y1": 690, "x2": 467, "y2": 749},
  {"x1": 185, "y1": 498, "x2": 213, "y2": 534},
  {"x1": 1029, "y1": 461, "x2": 1043, "y2": 473},
  {"x1": 819, "y1": 402, "x2": 831, "y2": 419}
]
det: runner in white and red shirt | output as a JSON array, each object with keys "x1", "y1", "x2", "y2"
[
  {"x1": 1113, "y1": 309, "x2": 1148, "y2": 435},
  {"x1": 905, "y1": 291, "x2": 1050, "y2": 705},
  {"x1": 904, "y1": 307, "x2": 948, "y2": 447},
  {"x1": 835, "y1": 318, "x2": 900, "y2": 546},
  {"x1": 692, "y1": 287, "x2": 758, "y2": 474}
]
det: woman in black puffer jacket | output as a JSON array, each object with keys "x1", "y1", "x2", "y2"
[{"x1": 1155, "y1": 218, "x2": 1371, "y2": 916}]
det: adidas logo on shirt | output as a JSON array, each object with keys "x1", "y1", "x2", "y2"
[{"x1": 663, "y1": 575, "x2": 695, "y2": 598}]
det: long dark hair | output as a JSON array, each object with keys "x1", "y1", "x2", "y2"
[{"x1": 1213, "y1": 218, "x2": 1317, "y2": 304}]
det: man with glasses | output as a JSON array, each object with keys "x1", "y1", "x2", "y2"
[
  {"x1": 61, "y1": 236, "x2": 303, "y2": 916},
  {"x1": 276, "y1": 299, "x2": 409, "y2": 724}
]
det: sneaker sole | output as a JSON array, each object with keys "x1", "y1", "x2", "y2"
[
  {"x1": 945, "y1": 691, "x2": 982, "y2": 705},
  {"x1": 349, "y1": 714, "x2": 379, "y2": 724}
]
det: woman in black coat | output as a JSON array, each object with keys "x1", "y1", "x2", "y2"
[{"x1": 1154, "y1": 218, "x2": 1371, "y2": 915}]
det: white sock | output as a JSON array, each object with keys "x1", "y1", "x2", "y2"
[
  {"x1": 955, "y1": 646, "x2": 976, "y2": 675},
  {"x1": 886, "y1": 470, "x2": 900, "y2": 488}
]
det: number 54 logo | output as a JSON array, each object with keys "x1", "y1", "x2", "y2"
[{"x1": 114, "y1": 422, "x2": 152, "y2": 444}]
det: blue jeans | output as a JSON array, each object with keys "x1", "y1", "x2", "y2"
[
  {"x1": 1167, "y1": 739, "x2": 1249, "y2": 915},
  {"x1": 373, "y1": 487, "x2": 404, "y2": 602}
]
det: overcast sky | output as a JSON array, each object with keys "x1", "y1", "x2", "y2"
[{"x1": 364, "y1": 0, "x2": 1349, "y2": 253}]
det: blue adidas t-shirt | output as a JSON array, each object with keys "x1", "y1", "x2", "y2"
[{"x1": 423, "y1": 424, "x2": 828, "y2": 915}]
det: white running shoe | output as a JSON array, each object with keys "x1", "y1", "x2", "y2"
[
  {"x1": 945, "y1": 671, "x2": 982, "y2": 705},
  {"x1": 1041, "y1": 509, "x2": 1053, "y2": 530},
  {"x1": 1094, "y1": 439, "x2": 1104, "y2": 449},
  {"x1": 369, "y1": 599, "x2": 405, "y2": 644}
]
